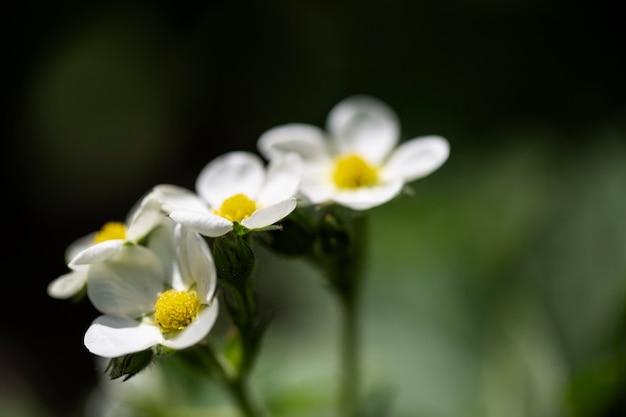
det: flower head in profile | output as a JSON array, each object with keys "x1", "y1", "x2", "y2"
[
  {"x1": 84, "y1": 223, "x2": 219, "y2": 358},
  {"x1": 48, "y1": 190, "x2": 167, "y2": 299},
  {"x1": 257, "y1": 95, "x2": 450, "y2": 210},
  {"x1": 155, "y1": 151, "x2": 301, "y2": 237}
]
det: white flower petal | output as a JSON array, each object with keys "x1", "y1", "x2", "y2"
[
  {"x1": 257, "y1": 153, "x2": 302, "y2": 204},
  {"x1": 65, "y1": 233, "x2": 96, "y2": 263},
  {"x1": 153, "y1": 184, "x2": 209, "y2": 214},
  {"x1": 87, "y1": 246, "x2": 165, "y2": 317},
  {"x1": 69, "y1": 240, "x2": 126, "y2": 266},
  {"x1": 161, "y1": 299, "x2": 219, "y2": 350},
  {"x1": 47, "y1": 269, "x2": 88, "y2": 299},
  {"x1": 326, "y1": 95, "x2": 400, "y2": 163},
  {"x1": 383, "y1": 135, "x2": 450, "y2": 182},
  {"x1": 297, "y1": 164, "x2": 335, "y2": 204},
  {"x1": 332, "y1": 180, "x2": 404, "y2": 210},
  {"x1": 174, "y1": 224, "x2": 216, "y2": 300},
  {"x1": 144, "y1": 220, "x2": 178, "y2": 280},
  {"x1": 242, "y1": 198, "x2": 297, "y2": 230},
  {"x1": 168, "y1": 209, "x2": 233, "y2": 237},
  {"x1": 257, "y1": 123, "x2": 331, "y2": 163},
  {"x1": 126, "y1": 191, "x2": 166, "y2": 242},
  {"x1": 195, "y1": 152, "x2": 265, "y2": 207},
  {"x1": 84, "y1": 315, "x2": 162, "y2": 358}
]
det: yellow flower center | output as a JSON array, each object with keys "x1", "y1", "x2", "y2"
[
  {"x1": 154, "y1": 289, "x2": 200, "y2": 333},
  {"x1": 214, "y1": 193, "x2": 257, "y2": 222},
  {"x1": 332, "y1": 154, "x2": 379, "y2": 189},
  {"x1": 93, "y1": 222, "x2": 127, "y2": 244}
]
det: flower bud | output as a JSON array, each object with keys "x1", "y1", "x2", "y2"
[{"x1": 213, "y1": 233, "x2": 255, "y2": 289}]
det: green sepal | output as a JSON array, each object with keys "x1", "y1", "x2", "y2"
[
  {"x1": 104, "y1": 348, "x2": 154, "y2": 381},
  {"x1": 154, "y1": 344, "x2": 176, "y2": 356}
]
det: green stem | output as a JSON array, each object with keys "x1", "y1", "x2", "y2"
[
  {"x1": 228, "y1": 376, "x2": 267, "y2": 417},
  {"x1": 193, "y1": 343, "x2": 268, "y2": 417},
  {"x1": 338, "y1": 290, "x2": 359, "y2": 417},
  {"x1": 318, "y1": 208, "x2": 367, "y2": 417}
]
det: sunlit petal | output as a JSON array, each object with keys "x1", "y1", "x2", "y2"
[
  {"x1": 257, "y1": 123, "x2": 330, "y2": 163},
  {"x1": 84, "y1": 316, "x2": 162, "y2": 358},
  {"x1": 383, "y1": 135, "x2": 450, "y2": 182},
  {"x1": 69, "y1": 240, "x2": 126, "y2": 266},
  {"x1": 65, "y1": 233, "x2": 96, "y2": 263},
  {"x1": 174, "y1": 224, "x2": 216, "y2": 300},
  {"x1": 257, "y1": 153, "x2": 302, "y2": 204},
  {"x1": 332, "y1": 180, "x2": 404, "y2": 210},
  {"x1": 195, "y1": 151, "x2": 265, "y2": 207},
  {"x1": 242, "y1": 198, "x2": 297, "y2": 230},
  {"x1": 326, "y1": 95, "x2": 400, "y2": 163},
  {"x1": 153, "y1": 184, "x2": 209, "y2": 214},
  {"x1": 126, "y1": 190, "x2": 166, "y2": 242},
  {"x1": 169, "y1": 209, "x2": 233, "y2": 237},
  {"x1": 47, "y1": 269, "x2": 88, "y2": 299}
]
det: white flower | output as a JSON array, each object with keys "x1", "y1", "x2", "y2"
[
  {"x1": 257, "y1": 95, "x2": 450, "y2": 210},
  {"x1": 154, "y1": 151, "x2": 301, "y2": 237},
  {"x1": 69, "y1": 190, "x2": 167, "y2": 266},
  {"x1": 48, "y1": 190, "x2": 168, "y2": 299},
  {"x1": 83, "y1": 223, "x2": 219, "y2": 358}
]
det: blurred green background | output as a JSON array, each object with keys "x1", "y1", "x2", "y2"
[{"x1": 4, "y1": 1, "x2": 625, "y2": 416}]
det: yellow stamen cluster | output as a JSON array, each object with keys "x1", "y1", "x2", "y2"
[
  {"x1": 332, "y1": 154, "x2": 379, "y2": 189},
  {"x1": 214, "y1": 193, "x2": 257, "y2": 222},
  {"x1": 93, "y1": 222, "x2": 127, "y2": 244},
  {"x1": 154, "y1": 289, "x2": 200, "y2": 333}
]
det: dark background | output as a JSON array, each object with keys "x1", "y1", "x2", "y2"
[{"x1": 4, "y1": 1, "x2": 625, "y2": 416}]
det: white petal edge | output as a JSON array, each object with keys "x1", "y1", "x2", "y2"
[
  {"x1": 298, "y1": 182, "x2": 334, "y2": 206},
  {"x1": 126, "y1": 191, "x2": 166, "y2": 242},
  {"x1": 65, "y1": 233, "x2": 96, "y2": 263},
  {"x1": 296, "y1": 164, "x2": 336, "y2": 205},
  {"x1": 69, "y1": 240, "x2": 126, "y2": 266},
  {"x1": 257, "y1": 153, "x2": 302, "y2": 204},
  {"x1": 161, "y1": 299, "x2": 219, "y2": 350},
  {"x1": 257, "y1": 123, "x2": 331, "y2": 163},
  {"x1": 195, "y1": 151, "x2": 265, "y2": 208},
  {"x1": 174, "y1": 224, "x2": 216, "y2": 300},
  {"x1": 332, "y1": 180, "x2": 405, "y2": 211},
  {"x1": 169, "y1": 209, "x2": 233, "y2": 237},
  {"x1": 326, "y1": 95, "x2": 400, "y2": 163},
  {"x1": 241, "y1": 198, "x2": 297, "y2": 230},
  {"x1": 47, "y1": 269, "x2": 88, "y2": 299},
  {"x1": 383, "y1": 135, "x2": 450, "y2": 182},
  {"x1": 153, "y1": 184, "x2": 209, "y2": 214},
  {"x1": 84, "y1": 315, "x2": 162, "y2": 358}
]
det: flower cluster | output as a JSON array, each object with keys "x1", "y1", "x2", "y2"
[{"x1": 48, "y1": 95, "x2": 449, "y2": 415}]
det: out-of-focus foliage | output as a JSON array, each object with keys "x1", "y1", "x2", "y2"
[
  {"x1": 74, "y1": 131, "x2": 626, "y2": 417},
  {"x1": 256, "y1": 132, "x2": 626, "y2": 417},
  {"x1": 5, "y1": 0, "x2": 625, "y2": 416}
]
